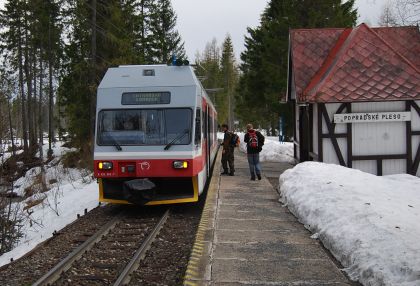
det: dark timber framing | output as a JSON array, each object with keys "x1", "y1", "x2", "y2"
[
  {"x1": 318, "y1": 103, "x2": 347, "y2": 166},
  {"x1": 310, "y1": 101, "x2": 420, "y2": 176},
  {"x1": 409, "y1": 101, "x2": 420, "y2": 175}
]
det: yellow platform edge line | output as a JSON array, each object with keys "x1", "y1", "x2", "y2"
[{"x1": 183, "y1": 148, "x2": 221, "y2": 283}]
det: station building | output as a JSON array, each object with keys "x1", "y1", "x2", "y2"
[{"x1": 287, "y1": 23, "x2": 420, "y2": 176}]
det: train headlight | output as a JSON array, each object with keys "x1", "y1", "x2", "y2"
[
  {"x1": 173, "y1": 161, "x2": 188, "y2": 169},
  {"x1": 98, "y1": 161, "x2": 113, "y2": 170}
]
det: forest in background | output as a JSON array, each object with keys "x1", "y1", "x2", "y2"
[
  {"x1": 196, "y1": 0, "x2": 359, "y2": 135},
  {"x1": 0, "y1": 0, "x2": 186, "y2": 169}
]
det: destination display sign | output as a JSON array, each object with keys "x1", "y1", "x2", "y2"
[
  {"x1": 121, "y1": 92, "x2": 171, "y2": 105},
  {"x1": 334, "y1": 112, "x2": 411, "y2": 123}
]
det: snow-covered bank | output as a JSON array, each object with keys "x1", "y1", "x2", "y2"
[
  {"x1": 0, "y1": 141, "x2": 99, "y2": 267},
  {"x1": 217, "y1": 131, "x2": 295, "y2": 164},
  {"x1": 238, "y1": 133, "x2": 295, "y2": 164},
  {"x1": 0, "y1": 181, "x2": 98, "y2": 267},
  {"x1": 279, "y1": 162, "x2": 420, "y2": 286}
]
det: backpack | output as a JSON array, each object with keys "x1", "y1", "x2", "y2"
[
  {"x1": 230, "y1": 133, "x2": 240, "y2": 147},
  {"x1": 248, "y1": 130, "x2": 258, "y2": 149}
]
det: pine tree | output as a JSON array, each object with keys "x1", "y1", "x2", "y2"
[
  {"x1": 194, "y1": 38, "x2": 222, "y2": 108},
  {"x1": 220, "y1": 35, "x2": 238, "y2": 129},
  {"x1": 0, "y1": 0, "x2": 29, "y2": 154},
  {"x1": 237, "y1": 0, "x2": 357, "y2": 135},
  {"x1": 1, "y1": 0, "x2": 188, "y2": 157},
  {"x1": 0, "y1": 0, "x2": 63, "y2": 160},
  {"x1": 39, "y1": 0, "x2": 62, "y2": 157},
  {"x1": 197, "y1": 39, "x2": 221, "y2": 88},
  {"x1": 148, "y1": 0, "x2": 186, "y2": 63},
  {"x1": 58, "y1": 1, "x2": 93, "y2": 150},
  {"x1": 58, "y1": 0, "x2": 152, "y2": 151}
]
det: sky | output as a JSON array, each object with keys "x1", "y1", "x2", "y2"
[
  {"x1": 0, "y1": 0, "x2": 388, "y2": 61},
  {"x1": 172, "y1": 0, "x2": 388, "y2": 61}
]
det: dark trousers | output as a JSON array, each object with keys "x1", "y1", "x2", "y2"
[{"x1": 221, "y1": 149, "x2": 235, "y2": 173}]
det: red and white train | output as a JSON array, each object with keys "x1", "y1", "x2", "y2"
[{"x1": 93, "y1": 65, "x2": 218, "y2": 205}]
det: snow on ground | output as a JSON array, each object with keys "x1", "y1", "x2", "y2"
[
  {"x1": 217, "y1": 131, "x2": 295, "y2": 164},
  {"x1": 0, "y1": 180, "x2": 98, "y2": 267},
  {"x1": 0, "y1": 141, "x2": 98, "y2": 267},
  {"x1": 238, "y1": 133, "x2": 295, "y2": 164},
  {"x1": 0, "y1": 140, "x2": 23, "y2": 163},
  {"x1": 279, "y1": 162, "x2": 420, "y2": 286}
]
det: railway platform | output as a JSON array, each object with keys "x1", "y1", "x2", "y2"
[{"x1": 184, "y1": 149, "x2": 355, "y2": 285}]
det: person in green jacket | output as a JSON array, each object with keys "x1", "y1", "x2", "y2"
[{"x1": 220, "y1": 124, "x2": 235, "y2": 176}]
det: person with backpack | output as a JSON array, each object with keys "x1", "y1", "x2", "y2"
[
  {"x1": 244, "y1": 123, "x2": 265, "y2": 181},
  {"x1": 220, "y1": 124, "x2": 239, "y2": 176}
]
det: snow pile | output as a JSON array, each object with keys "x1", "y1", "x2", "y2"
[
  {"x1": 217, "y1": 131, "x2": 294, "y2": 163},
  {"x1": 0, "y1": 141, "x2": 98, "y2": 267},
  {"x1": 238, "y1": 133, "x2": 295, "y2": 164},
  {"x1": 279, "y1": 162, "x2": 420, "y2": 286}
]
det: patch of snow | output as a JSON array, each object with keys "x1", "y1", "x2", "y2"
[
  {"x1": 0, "y1": 139, "x2": 99, "y2": 267},
  {"x1": 279, "y1": 162, "x2": 420, "y2": 286},
  {"x1": 217, "y1": 132, "x2": 224, "y2": 140},
  {"x1": 237, "y1": 132, "x2": 295, "y2": 164},
  {"x1": 217, "y1": 131, "x2": 294, "y2": 163},
  {"x1": 0, "y1": 179, "x2": 99, "y2": 267},
  {"x1": 36, "y1": 139, "x2": 77, "y2": 160}
]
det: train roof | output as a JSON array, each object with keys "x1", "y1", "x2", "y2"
[{"x1": 98, "y1": 65, "x2": 201, "y2": 89}]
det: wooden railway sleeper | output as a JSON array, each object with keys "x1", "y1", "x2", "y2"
[
  {"x1": 32, "y1": 212, "x2": 123, "y2": 286},
  {"x1": 113, "y1": 209, "x2": 170, "y2": 286}
]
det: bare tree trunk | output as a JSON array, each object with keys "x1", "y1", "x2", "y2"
[
  {"x1": 38, "y1": 47, "x2": 47, "y2": 191},
  {"x1": 7, "y1": 96, "x2": 16, "y2": 157},
  {"x1": 25, "y1": 55, "x2": 35, "y2": 150},
  {"x1": 47, "y1": 22, "x2": 54, "y2": 158},
  {"x1": 24, "y1": 15, "x2": 35, "y2": 151},
  {"x1": 39, "y1": 47, "x2": 44, "y2": 161},
  {"x1": 33, "y1": 47, "x2": 38, "y2": 142},
  {"x1": 90, "y1": 0, "x2": 97, "y2": 152},
  {"x1": 17, "y1": 35, "x2": 28, "y2": 155},
  {"x1": 140, "y1": 0, "x2": 145, "y2": 62}
]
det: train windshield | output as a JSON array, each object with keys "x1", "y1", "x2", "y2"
[{"x1": 97, "y1": 108, "x2": 192, "y2": 146}]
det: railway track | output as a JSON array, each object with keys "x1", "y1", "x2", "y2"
[{"x1": 33, "y1": 208, "x2": 170, "y2": 286}]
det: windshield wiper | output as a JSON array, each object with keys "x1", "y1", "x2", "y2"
[
  {"x1": 104, "y1": 134, "x2": 122, "y2": 151},
  {"x1": 164, "y1": 129, "x2": 189, "y2": 150},
  {"x1": 113, "y1": 141, "x2": 122, "y2": 151}
]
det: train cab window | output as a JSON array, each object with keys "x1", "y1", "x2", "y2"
[
  {"x1": 97, "y1": 108, "x2": 192, "y2": 146},
  {"x1": 194, "y1": 108, "x2": 201, "y2": 145},
  {"x1": 165, "y1": 109, "x2": 192, "y2": 144}
]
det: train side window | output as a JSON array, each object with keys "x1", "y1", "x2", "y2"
[
  {"x1": 195, "y1": 108, "x2": 201, "y2": 145},
  {"x1": 209, "y1": 112, "x2": 213, "y2": 147}
]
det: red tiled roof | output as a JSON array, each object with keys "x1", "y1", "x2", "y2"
[
  {"x1": 290, "y1": 24, "x2": 420, "y2": 103},
  {"x1": 373, "y1": 27, "x2": 420, "y2": 68}
]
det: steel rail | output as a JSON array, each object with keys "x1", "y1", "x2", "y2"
[
  {"x1": 113, "y1": 209, "x2": 170, "y2": 286},
  {"x1": 32, "y1": 213, "x2": 122, "y2": 286}
]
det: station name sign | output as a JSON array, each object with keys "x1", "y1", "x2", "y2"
[{"x1": 334, "y1": 112, "x2": 411, "y2": 123}]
